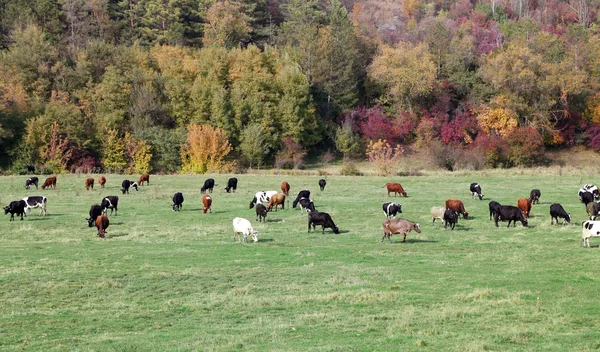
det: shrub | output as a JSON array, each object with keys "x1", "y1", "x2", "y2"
[
  {"x1": 586, "y1": 125, "x2": 600, "y2": 152},
  {"x1": 275, "y1": 137, "x2": 306, "y2": 170},
  {"x1": 101, "y1": 129, "x2": 126, "y2": 173},
  {"x1": 40, "y1": 123, "x2": 72, "y2": 174},
  {"x1": 124, "y1": 132, "x2": 152, "y2": 174},
  {"x1": 181, "y1": 124, "x2": 234, "y2": 173},
  {"x1": 505, "y1": 127, "x2": 546, "y2": 166},
  {"x1": 430, "y1": 140, "x2": 463, "y2": 171},
  {"x1": 320, "y1": 150, "x2": 335, "y2": 164},
  {"x1": 335, "y1": 122, "x2": 361, "y2": 160},
  {"x1": 366, "y1": 139, "x2": 403, "y2": 176},
  {"x1": 339, "y1": 162, "x2": 362, "y2": 176}
]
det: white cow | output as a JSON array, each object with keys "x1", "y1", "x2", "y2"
[
  {"x1": 430, "y1": 206, "x2": 446, "y2": 227},
  {"x1": 582, "y1": 220, "x2": 600, "y2": 248},
  {"x1": 249, "y1": 191, "x2": 278, "y2": 209},
  {"x1": 233, "y1": 217, "x2": 258, "y2": 243}
]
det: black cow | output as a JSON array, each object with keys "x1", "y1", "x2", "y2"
[
  {"x1": 121, "y1": 180, "x2": 139, "y2": 194},
  {"x1": 529, "y1": 189, "x2": 541, "y2": 204},
  {"x1": 444, "y1": 209, "x2": 459, "y2": 230},
  {"x1": 23, "y1": 196, "x2": 47, "y2": 216},
  {"x1": 225, "y1": 178, "x2": 238, "y2": 193},
  {"x1": 201, "y1": 178, "x2": 215, "y2": 193},
  {"x1": 319, "y1": 179, "x2": 326, "y2": 191},
  {"x1": 382, "y1": 202, "x2": 402, "y2": 219},
  {"x1": 172, "y1": 192, "x2": 184, "y2": 211},
  {"x1": 27, "y1": 165, "x2": 35, "y2": 174},
  {"x1": 549, "y1": 203, "x2": 570, "y2": 225},
  {"x1": 495, "y1": 205, "x2": 529, "y2": 228},
  {"x1": 4, "y1": 200, "x2": 26, "y2": 221},
  {"x1": 470, "y1": 182, "x2": 484, "y2": 200},
  {"x1": 25, "y1": 177, "x2": 39, "y2": 190},
  {"x1": 293, "y1": 190, "x2": 311, "y2": 208},
  {"x1": 298, "y1": 197, "x2": 316, "y2": 212},
  {"x1": 101, "y1": 196, "x2": 119, "y2": 216},
  {"x1": 308, "y1": 211, "x2": 339, "y2": 234},
  {"x1": 580, "y1": 191, "x2": 595, "y2": 206},
  {"x1": 580, "y1": 185, "x2": 600, "y2": 200},
  {"x1": 256, "y1": 203, "x2": 267, "y2": 223},
  {"x1": 489, "y1": 201, "x2": 502, "y2": 221},
  {"x1": 87, "y1": 204, "x2": 103, "y2": 227}
]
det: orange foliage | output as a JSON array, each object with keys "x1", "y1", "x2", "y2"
[
  {"x1": 366, "y1": 139, "x2": 404, "y2": 176},
  {"x1": 181, "y1": 124, "x2": 234, "y2": 173},
  {"x1": 476, "y1": 106, "x2": 518, "y2": 137}
]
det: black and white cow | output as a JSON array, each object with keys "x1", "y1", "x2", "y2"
[
  {"x1": 293, "y1": 190, "x2": 311, "y2": 208},
  {"x1": 172, "y1": 192, "x2": 184, "y2": 211},
  {"x1": 444, "y1": 209, "x2": 459, "y2": 230},
  {"x1": 22, "y1": 196, "x2": 47, "y2": 216},
  {"x1": 580, "y1": 191, "x2": 595, "y2": 206},
  {"x1": 201, "y1": 178, "x2": 215, "y2": 193},
  {"x1": 549, "y1": 203, "x2": 570, "y2": 225},
  {"x1": 382, "y1": 202, "x2": 402, "y2": 219},
  {"x1": 225, "y1": 178, "x2": 238, "y2": 193},
  {"x1": 489, "y1": 201, "x2": 502, "y2": 221},
  {"x1": 529, "y1": 189, "x2": 541, "y2": 204},
  {"x1": 495, "y1": 205, "x2": 529, "y2": 228},
  {"x1": 121, "y1": 180, "x2": 139, "y2": 194},
  {"x1": 25, "y1": 177, "x2": 39, "y2": 190},
  {"x1": 308, "y1": 210, "x2": 339, "y2": 234},
  {"x1": 4, "y1": 200, "x2": 26, "y2": 221},
  {"x1": 87, "y1": 204, "x2": 103, "y2": 227},
  {"x1": 470, "y1": 182, "x2": 484, "y2": 200},
  {"x1": 580, "y1": 184, "x2": 600, "y2": 200},
  {"x1": 319, "y1": 179, "x2": 326, "y2": 191},
  {"x1": 101, "y1": 196, "x2": 119, "y2": 216},
  {"x1": 582, "y1": 220, "x2": 600, "y2": 248},
  {"x1": 249, "y1": 191, "x2": 278, "y2": 209},
  {"x1": 298, "y1": 197, "x2": 316, "y2": 212}
]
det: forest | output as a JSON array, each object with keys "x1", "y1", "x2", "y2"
[{"x1": 0, "y1": 0, "x2": 599, "y2": 174}]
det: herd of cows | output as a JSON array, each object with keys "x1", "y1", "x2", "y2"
[{"x1": 5, "y1": 175, "x2": 600, "y2": 247}]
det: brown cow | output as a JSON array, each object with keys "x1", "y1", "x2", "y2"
[
  {"x1": 139, "y1": 173, "x2": 150, "y2": 186},
  {"x1": 384, "y1": 183, "x2": 407, "y2": 197},
  {"x1": 267, "y1": 193, "x2": 286, "y2": 212},
  {"x1": 41, "y1": 176, "x2": 57, "y2": 190},
  {"x1": 517, "y1": 198, "x2": 532, "y2": 218},
  {"x1": 587, "y1": 202, "x2": 600, "y2": 220},
  {"x1": 202, "y1": 194, "x2": 212, "y2": 214},
  {"x1": 281, "y1": 181, "x2": 290, "y2": 196},
  {"x1": 95, "y1": 215, "x2": 109, "y2": 238},
  {"x1": 98, "y1": 176, "x2": 106, "y2": 188},
  {"x1": 445, "y1": 199, "x2": 469, "y2": 219},
  {"x1": 85, "y1": 178, "x2": 94, "y2": 190},
  {"x1": 382, "y1": 218, "x2": 421, "y2": 243}
]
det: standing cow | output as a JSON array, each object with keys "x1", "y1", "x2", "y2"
[
  {"x1": 201, "y1": 178, "x2": 215, "y2": 193},
  {"x1": 550, "y1": 203, "x2": 570, "y2": 225},
  {"x1": 529, "y1": 189, "x2": 541, "y2": 204},
  {"x1": 384, "y1": 183, "x2": 407, "y2": 197},
  {"x1": 470, "y1": 183, "x2": 484, "y2": 200},
  {"x1": 98, "y1": 176, "x2": 106, "y2": 188},
  {"x1": 202, "y1": 194, "x2": 212, "y2": 214},
  {"x1": 381, "y1": 218, "x2": 421, "y2": 243},
  {"x1": 383, "y1": 202, "x2": 402, "y2": 219},
  {"x1": 319, "y1": 179, "x2": 326, "y2": 191},
  {"x1": 225, "y1": 178, "x2": 238, "y2": 193},
  {"x1": 172, "y1": 192, "x2": 184, "y2": 211},
  {"x1": 41, "y1": 176, "x2": 57, "y2": 190},
  {"x1": 281, "y1": 181, "x2": 290, "y2": 196},
  {"x1": 95, "y1": 215, "x2": 110, "y2": 238},
  {"x1": 25, "y1": 177, "x2": 39, "y2": 190},
  {"x1": 446, "y1": 199, "x2": 469, "y2": 219},
  {"x1": 138, "y1": 173, "x2": 150, "y2": 186},
  {"x1": 517, "y1": 198, "x2": 532, "y2": 218},
  {"x1": 85, "y1": 178, "x2": 94, "y2": 190}
]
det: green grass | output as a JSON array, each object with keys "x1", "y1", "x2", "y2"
[{"x1": 1, "y1": 173, "x2": 600, "y2": 351}]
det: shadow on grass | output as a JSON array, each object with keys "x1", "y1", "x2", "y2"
[
  {"x1": 337, "y1": 230, "x2": 351, "y2": 234},
  {"x1": 47, "y1": 213, "x2": 67, "y2": 216},
  {"x1": 385, "y1": 239, "x2": 438, "y2": 244},
  {"x1": 266, "y1": 219, "x2": 284, "y2": 223},
  {"x1": 111, "y1": 222, "x2": 124, "y2": 225},
  {"x1": 25, "y1": 217, "x2": 49, "y2": 221},
  {"x1": 107, "y1": 233, "x2": 128, "y2": 238},
  {"x1": 258, "y1": 238, "x2": 274, "y2": 242}
]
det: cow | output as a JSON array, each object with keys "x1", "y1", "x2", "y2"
[
  {"x1": 384, "y1": 182, "x2": 407, "y2": 197},
  {"x1": 444, "y1": 209, "x2": 459, "y2": 230},
  {"x1": 201, "y1": 178, "x2": 215, "y2": 193},
  {"x1": 202, "y1": 194, "x2": 212, "y2": 214},
  {"x1": 494, "y1": 205, "x2": 528, "y2": 228},
  {"x1": 381, "y1": 218, "x2": 421, "y2": 243},
  {"x1": 87, "y1": 204, "x2": 103, "y2": 227},
  {"x1": 172, "y1": 192, "x2": 184, "y2": 211},
  {"x1": 431, "y1": 206, "x2": 446, "y2": 227},
  {"x1": 292, "y1": 190, "x2": 311, "y2": 208},
  {"x1": 256, "y1": 203, "x2": 267, "y2": 223},
  {"x1": 26, "y1": 165, "x2": 35, "y2": 174},
  {"x1": 470, "y1": 182, "x2": 484, "y2": 200},
  {"x1": 121, "y1": 180, "x2": 139, "y2": 194},
  {"x1": 249, "y1": 191, "x2": 278, "y2": 209},
  {"x1": 98, "y1": 176, "x2": 106, "y2": 188},
  {"x1": 85, "y1": 178, "x2": 94, "y2": 190},
  {"x1": 233, "y1": 217, "x2": 258, "y2": 243},
  {"x1": 281, "y1": 181, "x2": 290, "y2": 196},
  {"x1": 581, "y1": 191, "x2": 595, "y2": 206},
  {"x1": 95, "y1": 215, "x2": 109, "y2": 238},
  {"x1": 517, "y1": 198, "x2": 532, "y2": 218},
  {"x1": 4, "y1": 200, "x2": 26, "y2": 221},
  {"x1": 550, "y1": 203, "x2": 571, "y2": 225},
  {"x1": 582, "y1": 221, "x2": 600, "y2": 248},
  {"x1": 308, "y1": 211, "x2": 340, "y2": 234},
  {"x1": 267, "y1": 193, "x2": 286, "y2": 212},
  {"x1": 298, "y1": 198, "x2": 316, "y2": 212},
  {"x1": 25, "y1": 177, "x2": 38, "y2": 190},
  {"x1": 101, "y1": 196, "x2": 119, "y2": 216},
  {"x1": 319, "y1": 179, "x2": 326, "y2": 191},
  {"x1": 580, "y1": 184, "x2": 600, "y2": 200},
  {"x1": 587, "y1": 202, "x2": 600, "y2": 220},
  {"x1": 383, "y1": 202, "x2": 402, "y2": 219},
  {"x1": 138, "y1": 173, "x2": 150, "y2": 186},
  {"x1": 41, "y1": 176, "x2": 56, "y2": 190},
  {"x1": 529, "y1": 189, "x2": 541, "y2": 204},
  {"x1": 22, "y1": 196, "x2": 47, "y2": 216},
  {"x1": 445, "y1": 199, "x2": 469, "y2": 219},
  {"x1": 225, "y1": 177, "x2": 238, "y2": 193},
  {"x1": 489, "y1": 201, "x2": 502, "y2": 221}
]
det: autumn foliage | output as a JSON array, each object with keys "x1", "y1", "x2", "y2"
[
  {"x1": 181, "y1": 124, "x2": 234, "y2": 174},
  {"x1": 366, "y1": 139, "x2": 403, "y2": 176}
]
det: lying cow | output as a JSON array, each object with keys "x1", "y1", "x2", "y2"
[
  {"x1": 4, "y1": 200, "x2": 26, "y2": 221},
  {"x1": 249, "y1": 191, "x2": 278, "y2": 209},
  {"x1": 431, "y1": 206, "x2": 446, "y2": 227},
  {"x1": 470, "y1": 182, "x2": 483, "y2": 200},
  {"x1": 22, "y1": 196, "x2": 47, "y2": 216},
  {"x1": 383, "y1": 202, "x2": 402, "y2": 219},
  {"x1": 494, "y1": 205, "x2": 528, "y2": 228},
  {"x1": 25, "y1": 177, "x2": 38, "y2": 190},
  {"x1": 549, "y1": 203, "x2": 570, "y2": 225},
  {"x1": 489, "y1": 201, "x2": 502, "y2": 221},
  {"x1": 381, "y1": 218, "x2": 421, "y2": 243},
  {"x1": 293, "y1": 190, "x2": 311, "y2": 208}
]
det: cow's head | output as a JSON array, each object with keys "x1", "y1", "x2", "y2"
[
  {"x1": 413, "y1": 223, "x2": 422, "y2": 233},
  {"x1": 332, "y1": 226, "x2": 340, "y2": 234},
  {"x1": 566, "y1": 213, "x2": 572, "y2": 223},
  {"x1": 251, "y1": 230, "x2": 258, "y2": 242},
  {"x1": 249, "y1": 197, "x2": 257, "y2": 209},
  {"x1": 478, "y1": 193, "x2": 484, "y2": 200},
  {"x1": 225, "y1": 186, "x2": 231, "y2": 193},
  {"x1": 86, "y1": 217, "x2": 95, "y2": 227},
  {"x1": 3, "y1": 206, "x2": 10, "y2": 214},
  {"x1": 462, "y1": 212, "x2": 469, "y2": 219},
  {"x1": 130, "y1": 182, "x2": 139, "y2": 191}
]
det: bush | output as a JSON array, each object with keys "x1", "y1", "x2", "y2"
[
  {"x1": 274, "y1": 137, "x2": 306, "y2": 170},
  {"x1": 181, "y1": 124, "x2": 234, "y2": 173},
  {"x1": 430, "y1": 140, "x2": 463, "y2": 171},
  {"x1": 366, "y1": 139, "x2": 403, "y2": 176},
  {"x1": 339, "y1": 162, "x2": 362, "y2": 176},
  {"x1": 473, "y1": 133, "x2": 510, "y2": 168},
  {"x1": 320, "y1": 150, "x2": 335, "y2": 164},
  {"x1": 505, "y1": 127, "x2": 547, "y2": 166},
  {"x1": 586, "y1": 125, "x2": 600, "y2": 152}
]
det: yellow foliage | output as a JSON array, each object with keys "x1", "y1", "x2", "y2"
[
  {"x1": 366, "y1": 139, "x2": 403, "y2": 176},
  {"x1": 181, "y1": 124, "x2": 234, "y2": 174},
  {"x1": 476, "y1": 107, "x2": 518, "y2": 137},
  {"x1": 124, "y1": 132, "x2": 152, "y2": 174},
  {"x1": 585, "y1": 93, "x2": 600, "y2": 125}
]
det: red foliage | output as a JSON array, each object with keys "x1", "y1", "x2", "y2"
[
  {"x1": 473, "y1": 21, "x2": 503, "y2": 55},
  {"x1": 472, "y1": 133, "x2": 509, "y2": 168},
  {"x1": 505, "y1": 127, "x2": 546, "y2": 166},
  {"x1": 450, "y1": 0, "x2": 473, "y2": 20},
  {"x1": 441, "y1": 109, "x2": 480, "y2": 144},
  {"x1": 586, "y1": 125, "x2": 600, "y2": 152}
]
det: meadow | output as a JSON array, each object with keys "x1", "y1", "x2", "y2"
[{"x1": 1, "y1": 172, "x2": 600, "y2": 351}]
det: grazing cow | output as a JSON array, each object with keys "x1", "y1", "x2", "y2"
[
  {"x1": 384, "y1": 182, "x2": 407, "y2": 197},
  {"x1": 308, "y1": 211, "x2": 340, "y2": 234},
  {"x1": 249, "y1": 191, "x2": 278, "y2": 209},
  {"x1": 87, "y1": 204, "x2": 103, "y2": 227},
  {"x1": 582, "y1": 221, "x2": 600, "y2": 248},
  {"x1": 319, "y1": 179, "x2": 326, "y2": 191},
  {"x1": 95, "y1": 215, "x2": 109, "y2": 238},
  {"x1": 98, "y1": 176, "x2": 106, "y2": 188},
  {"x1": 383, "y1": 202, "x2": 402, "y2": 219},
  {"x1": 267, "y1": 193, "x2": 286, "y2": 212},
  {"x1": 431, "y1": 206, "x2": 446, "y2": 227},
  {"x1": 444, "y1": 209, "x2": 459, "y2": 230},
  {"x1": 27, "y1": 165, "x2": 35, "y2": 174},
  {"x1": 445, "y1": 199, "x2": 469, "y2": 219},
  {"x1": 281, "y1": 181, "x2": 290, "y2": 196},
  {"x1": 232, "y1": 217, "x2": 258, "y2": 243},
  {"x1": 201, "y1": 178, "x2": 215, "y2": 193},
  {"x1": 581, "y1": 191, "x2": 595, "y2": 206},
  {"x1": 138, "y1": 173, "x2": 150, "y2": 186},
  {"x1": 225, "y1": 177, "x2": 238, "y2": 193},
  {"x1": 101, "y1": 196, "x2": 119, "y2": 216},
  {"x1": 4, "y1": 200, "x2": 26, "y2": 221},
  {"x1": 121, "y1": 180, "x2": 139, "y2": 194},
  {"x1": 587, "y1": 202, "x2": 600, "y2": 220},
  {"x1": 580, "y1": 184, "x2": 600, "y2": 200},
  {"x1": 202, "y1": 194, "x2": 212, "y2": 214},
  {"x1": 550, "y1": 203, "x2": 571, "y2": 225},
  {"x1": 381, "y1": 218, "x2": 421, "y2": 243},
  {"x1": 41, "y1": 176, "x2": 57, "y2": 190},
  {"x1": 517, "y1": 198, "x2": 532, "y2": 218},
  {"x1": 256, "y1": 203, "x2": 267, "y2": 223},
  {"x1": 470, "y1": 183, "x2": 484, "y2": 200},
  {"x1": 85, "y1": 178, "x2": 94, "y2": 190},
  {"x1": 489, "y1": 201, "x2": 502, "y2": 221},
  {"x1": 494, "y1": 205, "x2": 528, "y2": 228},
  {"x1": 298, "y1": 198, "x2": 316, "y2": 212},
  {"x1": 529, "y1": 189, "x2": 541, "y2": 204},
  {"x1": 22, "y1": 196, "x2": 47, "y2": 216},
  {"x1": 25, "y1": 177, "x2": 38, "y2": 190},
  {"x1": 172, "y1": 192, "x2": 184, "y2": 211},
  {"x1": 292, "y1": 190, "x2": 311, "y2": 208}
]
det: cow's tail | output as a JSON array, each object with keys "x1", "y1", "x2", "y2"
[{"x1": 381, "y1": 184, "x2": 388, "y2": 188}]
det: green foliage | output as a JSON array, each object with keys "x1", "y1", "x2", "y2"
[
  {"x1": 335, "y1": 121, "x2": 360, "y2": 158},
  {"x1": 101, "y1": 129, "x2": 127, "y2": 173},
  {"x1": 239, "y1": 123, "x2": 270, "y2": 168}
]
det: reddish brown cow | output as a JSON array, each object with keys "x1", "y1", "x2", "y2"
[
  {"x1": 95, "y1": 215, "x2": 109, "y2": 238},
  {"x1": 41, "y1": 176, "x2": 57, "y2": 190},
  {"x1": 517, "y1": 198, "x2": 532, "y2": 218},
  {"x1": 445, "y1": 199, "x2": 469, "y2": 219},
  {"x1": 281, "y1": 181, "x2": 290, "y2": 196},
  {"x1": 202, "y1": 194, "x2": 212, "y2": 214},
  {"x1": 85, "y1": 178, "x2": 94, "y2": 190},
  {"x1": 267, "y1": 193, "x2": 286, "y2": 212},
  {"x1": 98, "y1": 176, "x2": 106, "y2": 188},
  {"x1": 139, "y1": 173, "x2": 150, "y2": 186},
  {"x1": 384, "y1": 183, "x2": 407, "y2": 197}
]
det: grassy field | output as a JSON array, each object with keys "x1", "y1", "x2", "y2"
[{"x1": 1, "y1": 172, "x2": 600, "y2": 351}]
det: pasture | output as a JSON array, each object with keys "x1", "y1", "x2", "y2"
[{"x1": 1, "y1": 173, "x2": 600, "y2": 351}]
